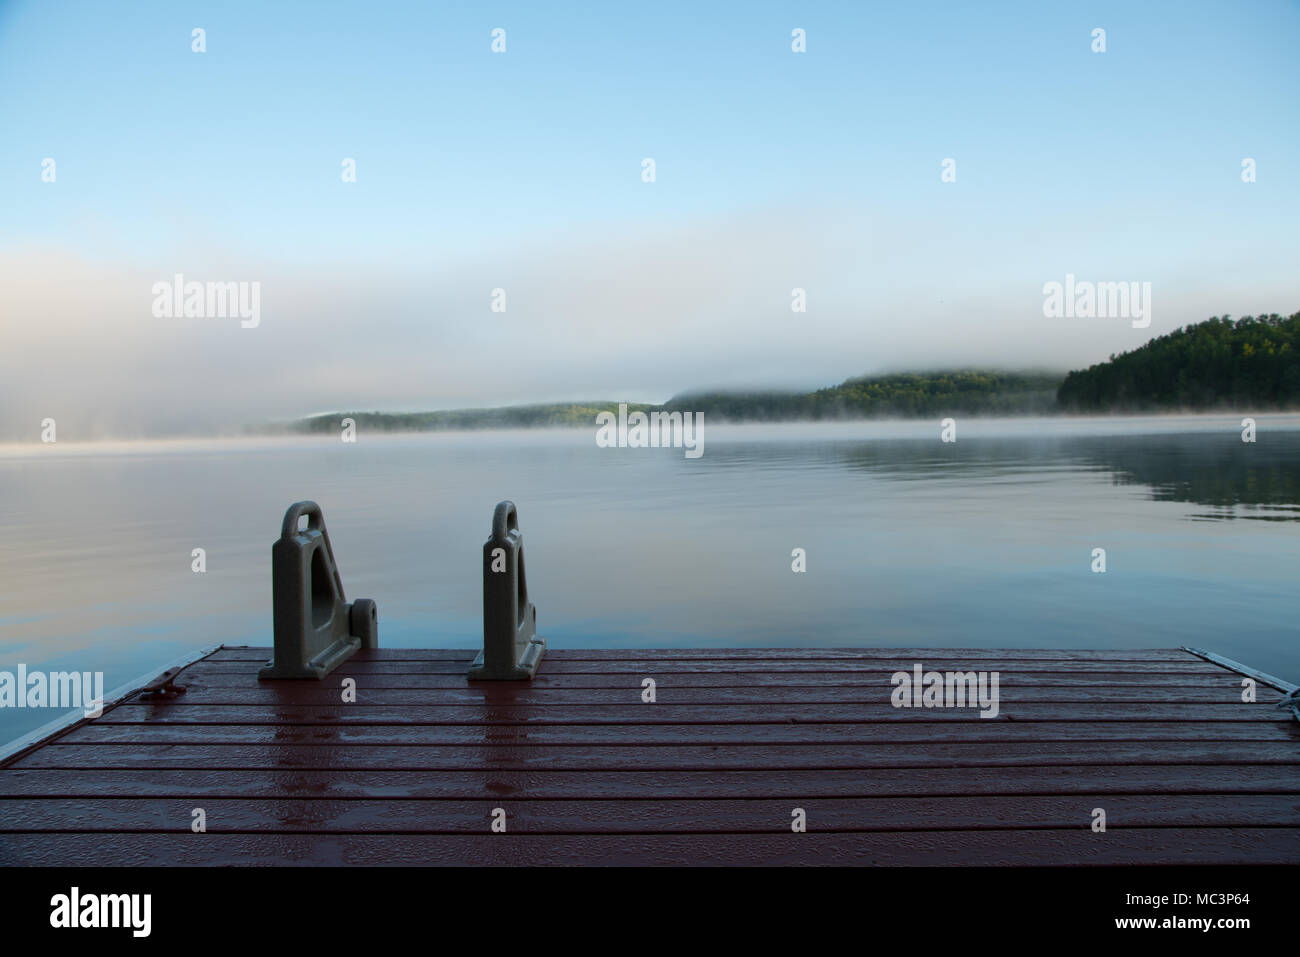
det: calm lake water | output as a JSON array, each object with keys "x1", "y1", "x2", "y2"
[{"x1": 2, "y1": 415, "x2": 1298, "y2": 747}]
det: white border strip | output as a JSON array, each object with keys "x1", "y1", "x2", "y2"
[
  {"x1": 0, "y1": 643, "x2": 222, "y2": 767},
  {"x1": 1182, "y1": 646, "x2": 1299, "y2": 695}
]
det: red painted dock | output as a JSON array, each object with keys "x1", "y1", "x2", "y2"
[{"x1": 1, "y1": 646, "x2": 1298, "y2": 865}]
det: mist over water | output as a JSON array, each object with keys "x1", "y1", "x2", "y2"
[{"x1": 2, "y1": 414, "x2": 1298, "y2": 747}]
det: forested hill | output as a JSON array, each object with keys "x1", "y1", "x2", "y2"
[
  {"x1": 658, "y1": 371, "x2": 1061, "y2": 420},
  {"x1": 288, "y1": 403, "x2": 656, "y2": 433},
  {"x1": 282, "y1": 372, "x2": 1060, "y2": 433},
  {"x1": 1057, "y1": 313, "x2": 1300, "y2": 412}
]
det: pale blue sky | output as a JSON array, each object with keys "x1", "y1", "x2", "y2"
[{"x1": 1, "y1": 0, "x2": 1297, "y2": 436}]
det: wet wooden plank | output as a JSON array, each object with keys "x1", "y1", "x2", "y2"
[
  {"x1": 198, "y1": 658, "x2": 1232, "y2": 675},
  {"x1": 91, "y1": 702, "x2": 1289, "y2": 724},
  {"x1": 179, "y1": 666, "x2": 1263, "y2": 688},
  {"x1": 4, "y1": 765, "x2": 1296, "y2": 799},
  {"x1": 17, "y1": 741, "x2": 1300, "y2": 771},
  {"x1": 61, "y1": 720, "x2": 1300, "y2": 746},
  {"x1": 134, "y1": 686, "x2": 1284, "y2": 705},
  {"x1": 211, "y1": 647, "x2": 1204, "y2": 661},
  {"x1": 4, "y1": 795, "x2": 1297, "y2": 833},
  {"x1": 2, "y1": 830, "x2": 1296, "y2": 867}
]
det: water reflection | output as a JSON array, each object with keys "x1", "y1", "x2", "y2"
[
  {"x1": 1076, "y1": 435, "x2": 1300, "y2": 520},
  {"x1": 700, "y1": 432, "x2": 1300, "y2": 520}
]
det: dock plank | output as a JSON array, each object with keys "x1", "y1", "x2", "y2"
[
  {"x1": 61, "y1": 720, "x2": 1300, "y2": 745},
  {"x1": 197, "y1": 659, "x2": 1237, "y2": 675},
  {"x1": 181, "y1": 667, "x2": 1265, "y2": 688},
  {"x1": 4, "y1": 765, "x2": 1297, "y2": 799},
  {"x1": 90, "y1": 702, "x2": 1289, "y2": 724},
  {"x1": 211, "y1": 647, "x2": 1206, "y2": 661},
  {"x1": 17, "y1": 741, "x2": 1300, "y2": 771},
  {"x1": 3, "y1": 795, "x2": 1297, "y2": 832},
  {"x1": 129, "y1": 686, "x2": 1284, "y2": 705},
  {"x1": 2, "y1": 830, "x2": 1296, "y2": 867}
]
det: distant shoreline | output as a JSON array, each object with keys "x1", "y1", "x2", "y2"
[
  {"x1": 273, "y1": 313, "x2": 1300, "y2": 435},
  {"x1": 7, "y1": 413, "x2": 1300, "y2": 461},
  {"x1": 11, "y1": 411, "x2": 1300, "y2": 452}
]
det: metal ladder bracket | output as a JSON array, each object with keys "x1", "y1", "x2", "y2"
[
  {"x1": 469, "y1": 501, "x2": 546, "y2": 680},
  {"x1": 259, "y1": 501, "x2": 378, "y2": 680}
]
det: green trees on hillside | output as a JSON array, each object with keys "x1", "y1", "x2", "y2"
[
  {"x1": 291, "y1": 403, "x2": 656, "y2": 433},
  {"x1": 660, "y1": 372, "x2": 1060, "y2": 420},
  {"x1": 806, "y1": 371, "x2": 1061, "y2": 418},
  {"x1": 1057, "y1": 313, "x2": 1300, "y2": 411}
]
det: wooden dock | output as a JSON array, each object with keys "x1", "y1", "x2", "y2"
[{"x1": 1, "y1": 646, "x2": 1297, "y2": 866}]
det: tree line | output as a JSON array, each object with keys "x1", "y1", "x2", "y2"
[{"x1": 1057, "y1": 313, "x2": 1300, "y2": 411}]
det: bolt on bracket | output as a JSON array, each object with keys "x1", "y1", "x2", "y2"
[
  {"x1": 469, "y1": 501, "x2": 545, "y2": 680},
  {"x1": 259, "y1": 501, "x2": 378, "y2": 680}
]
